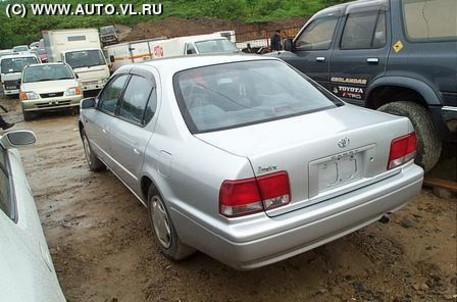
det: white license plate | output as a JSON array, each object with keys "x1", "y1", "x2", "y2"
[{"x1": 317, "y1": 153, "x2": 361, "y2": 192}]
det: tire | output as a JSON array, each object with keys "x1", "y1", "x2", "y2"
[
  {"x1": 147, "y1": 186, "x2": 195, "y2": 260},
  {"x1": 378, "y1": 101, "x2": 442, "y2": 172},
  {"x1": 22, "y1": 110, "x2": 34, "y2": 121},
  {"x1": 81, "y1": 128, "x2": 106, "y2": 171}
]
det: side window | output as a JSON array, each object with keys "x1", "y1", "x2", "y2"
[
  {"x1": 402, "y1": 0, "x2": 457, "y2": 41},
  {"x1": 186, "y1": 44, "x2": 197, "y2": 55},
  {"x1": 295, "y1": 16, "x2": 339, "y2": 50},
  {"x1": 340, "y1": 11, "x2": 386, "y2": 49},
  {"x1": 118, "y1": 75, "x2": 155, "y2": 125},
  {"x1": 98, "y1": 74, "x2": 129, "y2": 114},
  {"x1": 0, "y1": 151, "x2": 12, "y2": 220},
  {"x1": 144, "y1": 88, "x2": 157, "y2": 124}
]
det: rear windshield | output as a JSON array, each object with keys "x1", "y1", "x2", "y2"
[
  {"x1": 174, "y1": 60, "x2": 341, "y2": 133},
  {"x1": 1, "y1": 56, "x2": 39, "y2": 74},
  {"x1": 194, "y1": 39, "x2": 239, "y2": 54},
  {"x1": 65, "y1": 49, "x2": 106, "y2": 68},
  {"x1": 23, "y1": 64, "x2": 74, "y2": 83}
]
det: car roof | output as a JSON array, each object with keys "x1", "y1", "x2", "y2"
[
  {"x1": 129, "y1": 54, "x2": 280, "y2": 75},
  {"x1": 0, "y1": 54, "x2": 38, "y2": 60}
]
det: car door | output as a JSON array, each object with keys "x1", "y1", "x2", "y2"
[
  {"x1": 329, "y1": 4, "x2": 390, "y2": 106},
  {"x1": 107, "y1": 69, "x2": 157, "y2": 192},
  {"x1": 83, "y1": 74, "x2": 130, "y2": 166},
  {"x1": 286, "y1": 15, "x2": 340, "y2": 89}
]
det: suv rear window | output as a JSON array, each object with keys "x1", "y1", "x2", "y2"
[
  {"x1": 174, "y1": 60, "x2": 341, "y2": 133},
  {"x1": 402, "y1": 0, "x2": 457, "y2": 42}
]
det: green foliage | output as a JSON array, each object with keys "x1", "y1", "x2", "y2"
[{"x1": 0, "y1": 0, "x2": 352, "y2": 49}]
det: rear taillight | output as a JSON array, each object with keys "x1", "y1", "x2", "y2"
[
  {"x1": 219, "y1": 171, "x2": 290, "y2": 217},
  {"x1": 388, "y1": 132, "x2": 417, "y2": 170}
]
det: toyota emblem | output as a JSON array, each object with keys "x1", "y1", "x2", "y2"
[{"x1": 338, "y1": 137, "x2": 350, "y2": 148}]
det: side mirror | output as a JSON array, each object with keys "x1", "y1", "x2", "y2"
[
  {"x1": 80, "y1": 97, "x2": 96, "y2": 109},
  {"x1": 0, "y1": 130, "x2": 36, "y2": 149},
  {"x1": 284, "y1": 39, "x2": 294, "y2": 51},
  {"x1": 110, "y1": 55, "x2": 115, "y2": 63}
]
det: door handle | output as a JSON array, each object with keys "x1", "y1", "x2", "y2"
[
  {"x1": 102, "y1": 128, "x2": 107, "y2": 134},
  {"x1": 133, "y1": 148, "x2": 141, "y2": 155},
  {"x1": 367, "y1": 57, "x2": 379, "y2": 64},
  {"x1": 316, "y1": 56, "x2": 326, "y2": 62}
]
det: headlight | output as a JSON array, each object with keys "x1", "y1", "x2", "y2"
[
  {"x1": 65, "y1": 86, "x2": 81, "y2": 96},
  {"x1": 19, "y1": 91, "x2": 39, "y2": 101}
]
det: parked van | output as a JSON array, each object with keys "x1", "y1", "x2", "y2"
[
  {"x1": 0, "y1": 54, "x2": 40, "y2": 96},
  {"x1": 105, "y1": 33, "x2": 239, "y2": 72}
]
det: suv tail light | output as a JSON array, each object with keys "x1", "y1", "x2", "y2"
[
  {"x1": 388, "y1": 132, "x2": 417, "y2": 170},
  {"x1": 219, "y1": 171, "x2": 291, "y2": 217}
]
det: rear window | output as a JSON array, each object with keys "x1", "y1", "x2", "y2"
[
  {"x1": 402, "y1": 0, "x2": 457, "y2": 42},
  {"x1": 174, "y1": 60, "x2": 341, "y2": 133}
]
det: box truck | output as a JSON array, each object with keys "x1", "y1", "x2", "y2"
[
  {"x1": 43, "y1": 28, "x2": 110, "y2": 95},
  {"x1": 105, "y1": 33, "x2": 239, "y2": 72}
]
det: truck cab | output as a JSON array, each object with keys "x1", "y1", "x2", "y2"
[{"x1": 62, "y1": 48, "x2": 110, "y2": 95}]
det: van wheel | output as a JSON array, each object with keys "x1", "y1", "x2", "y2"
[
  {"x1": 81, "y1": 128, "x2": 105, "y2": 171},
  {"x1": 378, "y1": 101, "x2": 441, "y2": 172},
  {"x1": 22, "y1": 110, "x2": 34, "y2": 121},
  {"x1": 147, "y1": 186, "x2": 195, "y2": 261}
]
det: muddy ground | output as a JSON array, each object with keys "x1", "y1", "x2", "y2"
[{"x1": 1, "y1": 94, "x2": 456, "y2": 302}]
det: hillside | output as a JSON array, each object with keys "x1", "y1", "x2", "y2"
[{"x1": 0, "y1": 0, "x2": 349, "y2": 48}]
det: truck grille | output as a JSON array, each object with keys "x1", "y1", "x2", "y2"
[
  {"x1": 40, "y1": 92, "x2": 64, "y2": 98},
  {"x1": 3, "y1": 80, "x2": 20, "y2": 90}
]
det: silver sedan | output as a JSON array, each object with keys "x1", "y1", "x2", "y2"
[{"x1": 79, "y1": 54, "x2": 424, "y2": 270}]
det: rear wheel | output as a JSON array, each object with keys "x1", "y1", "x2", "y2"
[
  {"x1": 147, "y1": 186, "x2": 195, "y2": 260},
  {"x1": 81, "y1": 128, "x2": 105, "y2": 171},
  {"x1": 378, "y1": 101, "x2": 441, "y2": 172}
]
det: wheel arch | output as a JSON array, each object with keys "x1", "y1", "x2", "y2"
[{"x1": 366, "y1": 76, "x2": 441, "y2": 109}]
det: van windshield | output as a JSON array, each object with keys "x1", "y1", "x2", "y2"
[
  {"x1": 65, "y1": 49, "x2": 106, "y2": 68},
  {"x1": 1, "y1": 56, "x2": 39, "y2": 74},
  {"x1": 195, "y1": 39, "x2": 239, "y2": 54}
]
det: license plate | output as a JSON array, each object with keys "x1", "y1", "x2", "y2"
[
  {"x1": 317, "y1": 153, "x2": 361, "y2": 192},
  {"x1": 84, "y1": 81, "x2": 98, "y2": 85}
]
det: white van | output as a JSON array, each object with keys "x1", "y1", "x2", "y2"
[
  {"x1": 0, "y1": 54, "x2": 40, "y2": 96},
  {"x1": 105, "y1": 33, "x2": 239, "y2": 72}
]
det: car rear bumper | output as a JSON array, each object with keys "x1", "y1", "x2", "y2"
[
  {"x1": 22, "y1": 95, "x2": 82, "y2": 111},
  {"x1": 171, "y1": 163, "x2": 423, "y2": 270}
]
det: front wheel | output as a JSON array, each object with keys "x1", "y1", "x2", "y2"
[
  {"x1": 378, "y1": 101, "x2": 442, "y2": 172},
  {"x1": 147, "y1": 186, "x2": 195, "y2": 260}
]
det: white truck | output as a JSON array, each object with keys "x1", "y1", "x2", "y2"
[
  {"x1": 105, "y1": 32, "x2": 239, "y2": 72},
  {"x1": 42, "y1": 28, "x2": 110, "y2": 95}
]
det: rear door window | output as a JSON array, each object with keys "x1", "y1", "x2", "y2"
[{"x1": 340, "y1": 11, "x2": 386, "y2": 49}]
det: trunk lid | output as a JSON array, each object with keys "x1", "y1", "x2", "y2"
[{"x1": 195, "y1": 104, "x2": 412, "y2": 216}]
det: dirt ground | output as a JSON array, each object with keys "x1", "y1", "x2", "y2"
[{"x1": 1, "y1": 92, "x2": 456, "y2": 302}]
